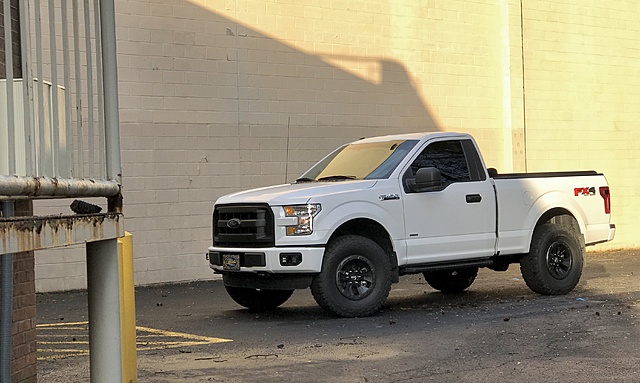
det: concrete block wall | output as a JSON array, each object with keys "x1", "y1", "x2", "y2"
[
  {"x1": 112, "y1": 0, "x2": 508, "y2": 287},
  {"x1": 521, "y1": 0, "x2": 640, "y2": 248},
  {"x1": 32, "y1": 0, "x2": 639, "y2": 291}
]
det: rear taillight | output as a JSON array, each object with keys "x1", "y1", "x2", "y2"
[{"x1": 599, "y1": 186, "x2": 611, "y2": 214}]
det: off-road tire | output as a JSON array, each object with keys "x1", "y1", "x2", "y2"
[
  {"x1": 224, "y1": 286, "x2": 294, "y2": 311},
  {"x1": 311, "y1": 235, "x2": 392, "y2": 318},
  {"x1": 520, "y1": 223, "x2": 583, "y2": 295},
  {"x1": 423, "y1": 267, "x2": 478, "y2": 294}
]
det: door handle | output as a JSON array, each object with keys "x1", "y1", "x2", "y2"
[{"x1": 466, "y1": 194, "x2": 482, "y2": 203}]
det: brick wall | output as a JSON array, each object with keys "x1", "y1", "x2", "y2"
[{"x1": 0, "y1": 202, "x2": 36, "y2": 383}]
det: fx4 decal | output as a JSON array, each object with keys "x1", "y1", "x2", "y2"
[{"x1": 574, "y1": 187, "x2": 596, "y2": 196}]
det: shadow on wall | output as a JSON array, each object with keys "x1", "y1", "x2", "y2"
[{"x1": 123, "y1": 1, "x2": 441, "y2": 186}]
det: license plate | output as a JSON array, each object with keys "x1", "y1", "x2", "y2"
[{"x1": 222, "y1": 254, "x2": 240, "y2": 270}]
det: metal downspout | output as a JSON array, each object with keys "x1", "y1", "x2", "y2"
[{"x1": 1, "y1": 201, "x2": 15, "y2": 382}]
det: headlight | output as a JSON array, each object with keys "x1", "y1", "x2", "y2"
[{"x1": 283, "y1": 204, "x2": 321, "y2": 236}]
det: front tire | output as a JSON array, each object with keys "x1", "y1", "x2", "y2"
[
  {"x1": 423, "y1": 267, "x2": 478, "y2": 294},
  {"x1": 224, "y1": 286, "x2": 294, "y2": 311},
  {"x1": 520, "y1": 223, "x2": 583, "y2": 295},
  {"x1": 311, "y1": 235, "x2": 392, "y2": 318}
]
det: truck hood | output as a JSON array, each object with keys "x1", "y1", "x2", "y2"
[{"x1": 216, "y1": 180, "x2": 378, "y2": 206}]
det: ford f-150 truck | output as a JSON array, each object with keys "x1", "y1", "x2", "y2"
[{"x1": 207, "y1": 132, "x2": 615, "y2": 317}]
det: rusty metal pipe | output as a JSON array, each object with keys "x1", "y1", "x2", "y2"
[{"x1": 0, "y1": 175, "x2": 120, "y2": 198}]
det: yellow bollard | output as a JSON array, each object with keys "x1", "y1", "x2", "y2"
[{"x1": 118, "y1": 232, "x2": 138, "y2": 383}]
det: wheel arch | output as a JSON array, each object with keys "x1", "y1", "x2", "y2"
[
  {"x1": 525, "y1": 189, "x2": 589, "y2": 246},
  {"x1": 534, "y1": 208, "x2": 585, "y2": 248},
  {"x1": 326, "y1": 218, "x2": 399, "y2": 281}
]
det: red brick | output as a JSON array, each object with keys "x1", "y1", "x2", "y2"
[{"x1": 12, "y1": 344, "x2": 30, "y2": 359}]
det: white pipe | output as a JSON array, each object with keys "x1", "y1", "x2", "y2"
[
  {"x1": 48, "y1": 0, "x2": 61, "y2": 177},
  {"x1": 0, "y1": 175, "x2": 120, "y2": 198},
  {"x1": 83, "y1": 1, "x2": 96, "y2": 177},
  {"x1": 86, "y1": 238, "x2": 123, "y2": 383},
  {"x1": 3, "y1": 0, "x2": 15, "y2": 176},
  {"x1": 99, "y1": 0, "x2": 122, "y2": 184}
]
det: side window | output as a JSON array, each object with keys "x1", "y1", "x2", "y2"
[{"x1": 408, "y1": 140, "x2": 471, "y2": 185}]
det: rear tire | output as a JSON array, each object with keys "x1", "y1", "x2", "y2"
[
  {"x1": 520, "y1": 223, "x2": 583, "y2": 295},
  {"x1": 423, "y1": 267, "x2": 478, "y2": 293},
  {"x1": 311, "y1": 235, "x2": 392, "y2": 318},
  {"x1": 224, "y1": 286, "x2": 294, "y2": 311}
]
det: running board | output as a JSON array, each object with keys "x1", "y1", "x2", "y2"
[{"x1": 399, "y1": 258, "x2": 509, "y2": 275}]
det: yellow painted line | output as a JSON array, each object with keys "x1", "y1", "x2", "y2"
[
  {"x1": 36, "y1": 332, "x2": 89, "y2": 338},
  {"x1": 38, "y1": 351, "x2": 89, "y2": 360},
  {"x1": 135, "y1": 326, "x2": 232, "y2": 344},
  {"x1": 37, "y1": 321, "x2": 89, "y2": 328},
  {"x1": 37, "y1": 322, "x2": 232, "y2": 360},
  {"x1": 135, "y1": 326, "x2": 232, "y2": 343}
]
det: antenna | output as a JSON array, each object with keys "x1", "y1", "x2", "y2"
[{"x1": 285, "y1": 117, "x2": 291, "y2": 183}]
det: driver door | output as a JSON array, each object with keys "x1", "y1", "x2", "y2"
[{"x1": 401, "y1": 139, "x2": 496, "y2": 264}]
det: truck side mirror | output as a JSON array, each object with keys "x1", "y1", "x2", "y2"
[{"x1": 408, "y1": 167, "x2": 442, "y2": 192}]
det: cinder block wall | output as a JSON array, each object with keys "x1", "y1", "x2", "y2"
[
  {"x1": 520, "y1": 1, "x2": 640, "y2": 248},
  {"x1": 34, "y1": 0, "x2": 639, "y2": 291},
  {"x1": 113, "y1": 0, "x2": 508, "y2": 286}
]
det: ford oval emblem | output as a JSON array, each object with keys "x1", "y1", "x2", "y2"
[{"x1": 227, "y1": 218, "x2": 242, "y2": 229}]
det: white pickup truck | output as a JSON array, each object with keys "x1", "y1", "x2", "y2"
[{"x1": 207, "y1": 132, "x2": 615, "y2": 317}]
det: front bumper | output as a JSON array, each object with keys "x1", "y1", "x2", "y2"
[{"x1": 207, "y1": 246, "x2": 325, "y2": 273}]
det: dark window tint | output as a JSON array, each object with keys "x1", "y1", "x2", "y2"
[{"x1": 409, "y1": 140, "x2": 470, "y2": 184}]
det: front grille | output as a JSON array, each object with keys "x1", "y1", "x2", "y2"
[{"x1": 213, "y1": 204, "x2": 275, "y2": 248}]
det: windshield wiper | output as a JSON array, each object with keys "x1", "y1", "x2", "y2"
[
  {"x1": 317, "y1": 175, "x2": 357, "y2": 182},
  {"x1": 294, "y1": 177, "x2": 315, "y2": 183}
]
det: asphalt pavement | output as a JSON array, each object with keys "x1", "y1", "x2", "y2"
[{"x1": 36, "y1": 249, "x2": 640, "y2": 382}]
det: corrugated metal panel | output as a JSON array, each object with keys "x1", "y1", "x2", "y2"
[{"x1": 0, "y1": 0, "x2": 121, "y2": 197}]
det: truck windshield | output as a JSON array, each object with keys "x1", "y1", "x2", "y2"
[{"x1": 297, "y1": 139, "x2": 418, "y2": 182}]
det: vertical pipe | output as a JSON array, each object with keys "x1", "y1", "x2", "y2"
[
  {"x1": 19, "y1": 0, "x2": 35, "y2": 177},
  {"x1": 499, "y1": 0, "x2": 513, "y2": 173},
  {"x1": 83, "y1": 0, "x2": 95, "y2": 178},
  {"x1": 48, "y1": 0, "x2": 61, "y2": 177},
  {"x1": 100, "y1": 0, "x2": 122, "y2": 184},
  {"x1": 34, "y1": 0, "x2": 46, "y2": 176},
  {"x1": 86, "y1": 238, "x2": 123, "y2": 383},
  {"x1": 61, "y1": 0, "x2": 74, "y2": 178},
  {"x1": 3, "y1": 0, "x2": 16, "y2": 175},
  {"x1": 72, "y1": 0, "x2": 84, "y2": 178},
  {"x1": 93, "y1": 0, "x2": 106, "y2": 180},
  {"x1": 0, "y1": 201, "x2": 15, "y2": 383}
]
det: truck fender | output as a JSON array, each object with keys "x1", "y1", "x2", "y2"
[
  {"x1": 523, "y1": 190, "x2": 587, "y2": 249},
  {"x1": 319, "y1": 200, "x2": 406, "y2": 268}
]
